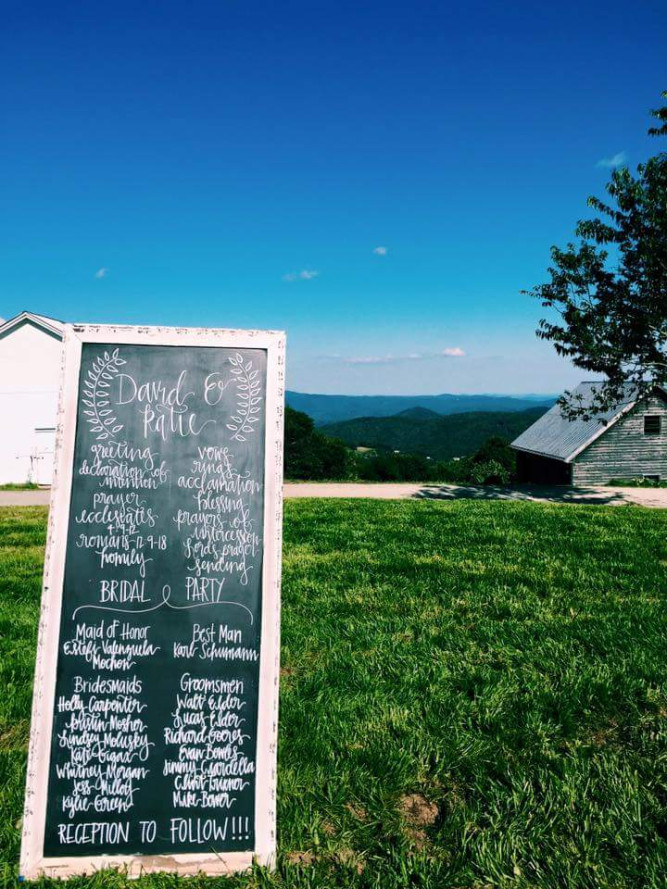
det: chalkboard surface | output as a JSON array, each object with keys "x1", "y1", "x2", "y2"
[{"x1": 21, "y1": 327, "x2": 285, "y2": 878}]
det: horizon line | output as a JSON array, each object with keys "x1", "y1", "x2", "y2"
[{"x1": 287, "y1": 389, "x2": 562, "y2": 399}]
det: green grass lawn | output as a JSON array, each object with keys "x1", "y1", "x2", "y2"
[{"x1": 1, "y1": 501, "x2": 666, "y2": 888}]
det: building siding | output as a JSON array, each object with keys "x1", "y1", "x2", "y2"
[
  {"x1": 572, "y1": 393, "x2": 667, "y2": 485},
  {"x1": 0, "y1": 320, "x2": 62, "y2": 484}
]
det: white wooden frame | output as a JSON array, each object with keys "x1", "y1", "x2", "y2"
[{"x1": 20, "y1": 323, "x2": 286, "y2": 879}]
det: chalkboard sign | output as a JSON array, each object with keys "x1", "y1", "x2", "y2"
[{"x1": 20, "y1": 324, "x2": 285, "y2": 878}]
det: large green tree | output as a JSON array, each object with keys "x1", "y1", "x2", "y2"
[
  {"x1": 527, "y1": 91, "x2": 667, "y2": 417},
  {"x1": 284, "y1": 406, "x2": 351, "y2": 480}
]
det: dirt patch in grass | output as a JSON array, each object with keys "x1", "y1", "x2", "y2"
[
  {"x1": 399, "y1": 793, "x2": 439, "y2": 827},
  {"x1": 280, "y1": 665, "x2": 298, "y2": 688},
  {"x1": 285, "y1": 850, "x2": 315, "y2": 867},
  {"x1": 0, "y1": 719, "x2": 30, "y2": 752},
  {"x1": 345, "y1": 802, "x2": 367, "y2": 821},
  {"x1": 590, "y1": 718, "x2": 620, "y2": 748},
  {"x1": 399, "y1": 793, "x2": 439, "y2": 849},
  {"x1": 332, "y1": 848, "x2": 365, "y2": 873}
]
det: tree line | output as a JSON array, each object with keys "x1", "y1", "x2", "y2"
[{"x1": 284, "y1": 406, "x2": 516, "y2": 485}]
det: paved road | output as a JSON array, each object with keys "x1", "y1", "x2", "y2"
[
  {"x1": 286, "y1": 482, "x2": 667, "y2": 507},
  {"x1": 2, "y1": 483, "x2": 667, "y2": 508},
  {"x1": 0, "y1": 490, "x2": 52, "y2": 506}
]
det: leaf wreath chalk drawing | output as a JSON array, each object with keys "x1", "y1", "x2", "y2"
[
  {"x1": 227, "y1": 352, "x2": 262, "y2": 442},
  {"x1": 81, "y1": 348, "x2": 126, "y2": 441}
]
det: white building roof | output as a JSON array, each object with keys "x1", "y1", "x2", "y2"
[{"x1": 0, "y1": 311, "x2": 64, "y2": 340}]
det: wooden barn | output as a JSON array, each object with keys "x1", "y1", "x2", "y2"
[{"x1": 511, "y1": 382, "x2": 667, "y2": 485}]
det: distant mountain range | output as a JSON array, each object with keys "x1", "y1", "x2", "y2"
[
  {"x1": 320, "y1": 406, "x2": 548, "y2": 461},
  {"x1": 286, "y1": 390, "x2": 555, "y2": 426}
]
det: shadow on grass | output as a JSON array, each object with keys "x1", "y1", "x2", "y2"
[{"x1": 413, "y1": 483, "x2": 630, "y2": 505}]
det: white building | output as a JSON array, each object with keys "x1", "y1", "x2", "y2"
[{"x1": 0, "y1": 311, "x2": 64, "y2": 485}]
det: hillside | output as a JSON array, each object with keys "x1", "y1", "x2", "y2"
[
  {"x1": 321, "y1": 406, "x2": 548, "y2": 461},
  {"x1": 286, "y1": 390, "x2": 554, "y2": 426}
]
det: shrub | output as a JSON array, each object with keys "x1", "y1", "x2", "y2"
[
  {"x1": 608, "y1": 477, "x2": 667, "y2": 488},
  {"x1": 468, "y1": 458, "x2": 511, "y2": 486},
  {"x1": 284, "y1": 407, "x2": 352, "y2": 480},
  {"x1": 472, "y1": 435, "x2": 516, "y2": 474}
]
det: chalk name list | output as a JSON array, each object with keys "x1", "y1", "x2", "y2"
[{"x1": 42, "y1": 343, "x2": 269, "y2": 857}]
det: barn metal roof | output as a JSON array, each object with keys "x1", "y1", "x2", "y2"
[{"x1": 511, "y1": 381, "x2": 646, "y2": 463}]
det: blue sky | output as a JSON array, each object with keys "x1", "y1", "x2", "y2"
[{"x1": 1, "y1": 1, "x2": 666, "y2": 395}]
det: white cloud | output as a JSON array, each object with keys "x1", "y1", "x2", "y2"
[
  {"x1": 283, "y1": 269, "x2": 319, "y2": 282},
  {"x1": 335, "y1": 348, "x2": 465, "y2": 365},
  {"x1": 373, "y1": 246, "x2": 388, "y2": 256},
  {"x1": 597, "y1": 151, "x2": 627, "y2": 169},
  {"x1": 344, "y1": 355, "x2": 408, "y2": 365},
  {"x1": 94, "y1": 267, "x2": 109, "y2": 279}
]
